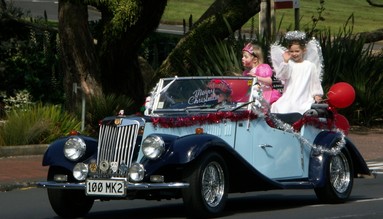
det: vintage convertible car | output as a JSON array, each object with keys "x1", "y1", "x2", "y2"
[{"x1": 38, "y1": 76, "x2": 371, "y2": 218}]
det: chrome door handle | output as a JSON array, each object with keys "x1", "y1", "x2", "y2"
[{"x1": 259, "y1": 144, "x2": 272, "y2": 149}]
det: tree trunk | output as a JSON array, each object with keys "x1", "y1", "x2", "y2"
[
  {"x1": 358, "y1": 28, "x2": 383, "y2": 43},
  {"x1": 97, "y1": 0, "x2": 167, "y2": 112},
  {"x1": 156, "y1": 0, "x2": 261, "y2": 80},
  {"x1": 366, "y1": 0, "x2": 383, "y2": 7},
  {"x1": 58, "y1": 0, "x2": 102, "y2": 111}
]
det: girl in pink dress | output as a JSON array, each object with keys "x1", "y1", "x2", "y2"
[{"x1": 242, "y1": 43, "x2": 281, "y2": 104}]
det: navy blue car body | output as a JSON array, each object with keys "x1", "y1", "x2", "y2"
[{"x1": 38, "y1": 76, "x2": 371, "y2": 218}]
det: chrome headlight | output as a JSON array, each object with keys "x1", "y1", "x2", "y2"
[
  {"x1": 73, "y1": 162, "x2": 88, "y2": 181},
  {"x1": 64, "y1": 137, "x2": 86, "y2": 161},
  {"x1": 129, "y1": 163, "x2": 145, "y2": 182},
  {"x1": 142, "y1": 135, "x2": 165, "y2": 160}
]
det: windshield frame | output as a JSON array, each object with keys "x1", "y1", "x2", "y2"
[{"x1": 148, "y1": 76, "x2": 256, "y2": 115}]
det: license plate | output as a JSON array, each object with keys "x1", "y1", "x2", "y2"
[{"x1": 86, "y1": 179, "x2": 126, "y2": 197}]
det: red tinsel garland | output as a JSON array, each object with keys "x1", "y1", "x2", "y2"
[
  {"x1": 293, "y1": 116, "x2": 334, "y2": 131},
  {"x1": 151, "y1": 109, "x2": 338, "y2": 131},
  {"x1": 293, "y1": 106, "x2": 342, "y2": 131},
  {"x1": 151, "y1": 111, "x2": 258, "y2": 128}
]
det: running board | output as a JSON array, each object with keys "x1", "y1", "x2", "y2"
[{"x1": 278, "y1": 181, "x2": 314, "y2": 189}]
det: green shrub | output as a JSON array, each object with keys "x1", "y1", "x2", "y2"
[
  {"x1": 187, "y1": 38, "x2": 243, "y2": 76},
  {"x1": 1, "y1": 89, "x2": 33, "y2": 112},
  {"x1": 0, "y1": 2, "x2": 62, "y2": 105},
  {"x1": 320, "y1": 23, "x2": 383, "y2": 126},
  {"x1": 0, "y1": 103, "x2": 81, "y2": 146}
]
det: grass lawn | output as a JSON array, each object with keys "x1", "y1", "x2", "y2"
[{"x1": 162, "y1": 0, "x2": 383, "y2": 34}]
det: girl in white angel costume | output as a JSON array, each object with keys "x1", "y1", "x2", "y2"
[{"x1": 270, "y1": 31, "x2": 324, "y2": 115}]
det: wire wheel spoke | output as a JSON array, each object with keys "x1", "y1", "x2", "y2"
[
  {"x1": 202, "y1": 161, "x2": 224, "y2": 207},
  {"x1": 330, "y1": 153, "x2": 350, "y2": 193}
]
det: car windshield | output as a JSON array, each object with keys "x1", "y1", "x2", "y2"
[{"x1": 150, "y1": 77, "x2": 254, "y2": 113}]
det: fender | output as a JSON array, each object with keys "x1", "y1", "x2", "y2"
[
  {"x1": 42, "y1": 135, "x2": 98, "y2": 172},
  {"x1": 309, "y1": 131, "x2": 370, "y2": 187},
  {"x1": 309, "y1": 131, "x2": 340, "y2": 187},
  {"x1": 141, "y1": 133, "x2": 238, "y2": 175},
  {"x1": 344, "y1": 137, "x2": 370, "y2": 175},
  {"x1": 141, "y1": 133, "x2": 284, "y2": 190}
]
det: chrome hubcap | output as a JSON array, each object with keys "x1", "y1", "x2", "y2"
[
  {"x1": 330, "y1": 152, "x2": 350, "y2": 193},
  {"x1": 201, "y1": 161, "x2": 225, "y2": 207}
]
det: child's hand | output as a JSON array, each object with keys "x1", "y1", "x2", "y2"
[
  {"x1": 314, "y1": 95, "x2": 323, "y2": 103},
  {"x1": 283, "y1": 51, "x2": 291, "y2": 63}
]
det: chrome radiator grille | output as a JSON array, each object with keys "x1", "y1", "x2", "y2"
[{"x1": 96, "y1": 119, "x2": 140, "y2": 175}]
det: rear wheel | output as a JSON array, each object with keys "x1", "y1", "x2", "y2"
[
  {"x1": 47, "y1": 166, "x2": 94, "y2": 218},
  {"x1": 182, "y1": 152, "x2": 229, "y2": 218},
  {"x1": 315, "y1": 147, "x2": 354, "y2": 203}
]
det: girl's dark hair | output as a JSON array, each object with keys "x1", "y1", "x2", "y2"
[{"x1": 288, "y1": 40, "x2": 306, "y2": 49}]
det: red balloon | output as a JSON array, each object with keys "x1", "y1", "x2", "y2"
[
  {"x1": 327, "y1": 82, "x2": 355, "y2": 108},
  {"x1": 334, "y1": 114, "x2": 350, "y2": 135},
  {"x1": 225, "y1": 79, "x2": 251, "y2": 102}
]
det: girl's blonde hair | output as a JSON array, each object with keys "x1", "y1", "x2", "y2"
[{"x1": 251, "y1": 44, "x2": 265, "y2": 64}]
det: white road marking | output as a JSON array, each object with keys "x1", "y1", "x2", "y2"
[{"x1": 367, "y1": 161, "x2": 383, "y2": 174}]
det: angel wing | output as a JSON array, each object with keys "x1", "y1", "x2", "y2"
[
  {"x1": 269, "y1": 43, "x2": 286, "y2": 74},
  {"x1": 304, "y1": 38, "x2": 324, "y2": 81}
]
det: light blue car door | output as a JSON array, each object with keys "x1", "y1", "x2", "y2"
[{"x1": 235, "y1": 117, "x2": 304, "y2": 180}]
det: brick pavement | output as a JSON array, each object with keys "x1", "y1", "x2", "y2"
[
  {"x1": 347, "y1": 128, "x2": 383, "y2": 161},
  {"x1": 0, "y1": 155, "x2": 47, "y2": 191},
  {"x1": 0, "y1": 130, "x2": 381, "y2": 191}
]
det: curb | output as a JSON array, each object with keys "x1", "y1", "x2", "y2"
[
  {"x1": 0, "y1": 181, "x2": 38, "y2": 192},
  {"x1": 0, "y1": 144, "x2": 48, "y2": 157}
]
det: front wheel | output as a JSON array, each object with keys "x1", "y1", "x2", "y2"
[
  {"x1": 47, "y1": 166, "x2": 94, "y2": 218},
  {"x1": 315, "y1": 147, "x2": 354, "y2": 203},
  {"x1": 182, "y1": 152, "x2": 229, "y2": 218}
]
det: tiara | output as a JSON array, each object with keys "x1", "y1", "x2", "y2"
[
  {"x1": 285, "y1": 31, "x2": 306, "y2": 42},
  {"x1": 242, "y1": 43, "x2": 254, "y2": 55}
]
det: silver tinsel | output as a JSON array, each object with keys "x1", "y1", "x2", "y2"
[
  {"x1": 305, "y1": 37, "x2": 325, "y2": 81},
  {"x1": 284, "y1": 30, "x2": 307, "y2": 42},
  {"x1": 252, "y1": 105, "x2": 345, "y2": 156}
]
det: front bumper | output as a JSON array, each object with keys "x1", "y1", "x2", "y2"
[{"x1": 37, "y1": 181, "x2": 189, "y2": 190}]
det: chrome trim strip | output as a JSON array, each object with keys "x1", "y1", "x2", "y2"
[
  {"x1": 37, "y1": 181, "x2": 190, "y2": 190},
  {"x1": 37, "y1": 182, "x2": 86, "y2": 190}
]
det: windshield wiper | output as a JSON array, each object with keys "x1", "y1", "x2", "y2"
[
  {"x1": 230, "y1": 101, "x2": 254, "y2": 112},
  {"x1": 185, "y1": 105, "x2": 215, "y2": 110}
]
